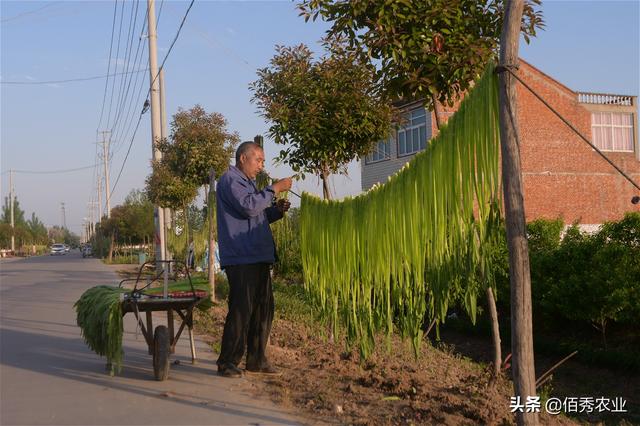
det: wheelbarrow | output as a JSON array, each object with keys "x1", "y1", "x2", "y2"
[{"x1": 118, "y1": 260, "x2": 208, "y2": 381}]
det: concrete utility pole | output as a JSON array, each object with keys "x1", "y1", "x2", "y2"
[
  {"x1": 61, "y1": 202, "x2": 66, "y2": 229},
  {"x1": 99, "y1": 131, "x2": 112, "y2": 218},
  {"x1": 97, "y1": 167, "x2": 103, "y2": 221},
  {"x1": 147, "y1": 0, "x2": 166, "y2": 264},
  {"x1": 159, "y1": 69, "x2": 172, "y2": 236},
  {"x1": 9, "y1": 169, "x2": 15, "y2": 253}
]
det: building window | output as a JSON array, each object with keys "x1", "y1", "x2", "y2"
[
  {"x1": 366, "y1": 137, "x2": 391, "y2": 163},
  {"x1": 591, "y1": 112, "x2": 634, "y2": 152},
  {"x1": 398, "y1": 107, "x2": 428, "y2": 156}
]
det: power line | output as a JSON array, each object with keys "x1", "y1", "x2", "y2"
[
  {"x1": 105, "y1": 0, "x2": 127, "y2": 130},
  {"x1": 1, "y1": 2, "x2": 61, "y2": 23},
  {"x1": 12, "y1": 164, "x2": 99, "y2": 174},
  {"x1": 109, "y1": 0, "x2": 139, "y2": 139},
  {"x1": 109, "y1": 110, "x2": 146, "y2": 202},
  {"x1": 108, "y1": 0, "x2": 195, "y2": 204},
  {"x1": 149, "y1": 0, "x2": 195, "y2": 93},
  {"x1": 110, "y1": 1, "x2": 149, "y2": 150},
  {"x1": 0, "y1": 69, "x2": 147, "y2": 86},
  {"x1": 96, "y1": 0, "x2": 119, "y2": 131}
]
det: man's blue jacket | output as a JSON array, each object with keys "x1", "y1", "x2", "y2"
[{"x1": 216, "y1": 165, "x2": 283, "y2": 267}]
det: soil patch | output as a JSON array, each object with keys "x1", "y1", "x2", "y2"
[{"x1": 195, "y1": 299, "x2": 577, "y2": 425}]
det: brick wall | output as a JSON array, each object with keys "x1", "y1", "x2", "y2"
[
  {"x1": 360, "y1": 60, "x2": 640, "y2": 225},
  {"x1": 517, "y1": 61, "x2": 640, "y2": 224}
]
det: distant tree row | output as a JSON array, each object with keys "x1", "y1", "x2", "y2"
[{"x1": 0, "y1": 196, "x2": 80, "y2": 250}]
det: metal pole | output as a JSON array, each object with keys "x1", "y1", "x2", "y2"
[
  {"x1": 9, "y1": 170, "x2": 14, "y2": 253},
  {"x1": 147, "y1": 0, "x2": 166, "y2": 265}
]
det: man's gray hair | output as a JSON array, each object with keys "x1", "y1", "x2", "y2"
[{"x1": 235, "y1": 141, "x2": 262, "y2": 163}]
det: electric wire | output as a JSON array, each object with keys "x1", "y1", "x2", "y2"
[
  {"x1": 96, "y1": 0, "x2": 119, "y2": 132},
  {"x1": 0, "y1": 69, "x2": 147, "y2": 86},
  {"x1": 109, "y1": 0, "x2": 139, "y2": 144},
  {"x1": 12, "y1": 164, "x2": 99, "y2": 174},
  {"x1": 105, "y1": 0, "x2": 126, "y2": 132},
  {"x1": 108, "y1": 0, "x2": 196, "y2": 206},
  {"x1": 111, "y1": 3, "x2": 150, "y2": 156},
  {"x1": 109, "y1": 0, "x2": 146, "y2": 154},
  {"x1": 0, "y1": 2, "x2": 61, "y2": 23},
  {"x1": 108, "y1": 113, "x2": 146, "y2": 207}
]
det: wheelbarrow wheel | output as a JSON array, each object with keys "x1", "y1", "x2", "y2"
[{"x1": 153, "y1": 325, "x2": 170, "y2": 381}]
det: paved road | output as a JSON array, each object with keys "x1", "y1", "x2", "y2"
[{"x1": 0, "y1": 253, "x2": 304, "y2": 425}]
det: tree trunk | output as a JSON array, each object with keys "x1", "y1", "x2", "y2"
[
  {"x1": 321, "y1": 164, "x2": 332, "y2": 200},
  {"x1": 486, "y1": 286, "x2": 502, "y2": 380},
  {"x1": 183, "y1": 204, "x2": 190, "y2": 268},
  {"x1": 208, "y1": 169, "x2": 216, "y2": 302},
  {"x1": 108, "y1": 231, "x2": 115, "y2": 263},
  {"x1": 498, "y1": 1, "x2": 538, "y2": 424},
  {"x1": 431, "y1": 93, "x2": 444, "y2": 130}
]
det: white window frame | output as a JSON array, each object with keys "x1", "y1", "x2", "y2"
[
  {"x1": 591, "y1": 112, "x2": 635, "y2": 152},
  {"x1": 397, "y1": 107, "x2": 428, "y2": 157},
  {"x1": 366, "y1": 137, "x2": 392, "y2": 164}
]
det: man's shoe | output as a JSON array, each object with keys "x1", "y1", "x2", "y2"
[
  {"x1": 217, "y1": 364, "x2": 243, "y2": 378},
  {"x1": 245, "y1": 364, "x2": 282, "y2": 376}
]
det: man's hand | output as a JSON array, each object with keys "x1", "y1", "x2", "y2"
[
  {"x1": 271, "y1": 176, "x2": 293, "y2": 194},
  {"x1": 276, "y1": 198, "x2": 291, "y2": 214}
]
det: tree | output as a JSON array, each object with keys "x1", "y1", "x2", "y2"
[
  {"x1": 251, "y1": 38, "x2": 395, "y2": 199},
  {"x1": 1, "y1": 196, "x2": 26, "y2": 226},
  {"x1": 146, "y1": 106, "x2": 238, "y2": 295},
  {"x1": 300, "y1": 1, "x2": 543, "y2": 417},
  {"x1": 123, "y1": 190, "x2": 154, "y2": 243},
  {"x1": 299, "y1": 0, "x2": 543, "y2": 127},
  {"x1": 26, "y1": 213, "x2": 48, "y2": 244},
  {"x1": 498, "y1": 1, "x2": 538, "y2": 423},
  {"x1": 146, "y1": 106, "x2": 239, "y2": 209}
]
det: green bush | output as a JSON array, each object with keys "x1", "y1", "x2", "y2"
[
  {"x1": 494, "y1": 213, "x2": 640, "y2": 352},
  {"x1": 271, "y1": 207, "x2": 303, "y2": 278}
]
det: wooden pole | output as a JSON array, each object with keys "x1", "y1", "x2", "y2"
[
  {"x1": 486, "y1": 286, "x2": 502, "y2": 379},
  {"x1": 208, "y1": 169, "x2": 216, "y2": 302},
  {"x1": 498, "y1": 0, "x2": 538, "y2": 424}
]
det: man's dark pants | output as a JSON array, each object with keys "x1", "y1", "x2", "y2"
[{"x1": 217, "y1": 263, "x2": 274, "y2": 370}]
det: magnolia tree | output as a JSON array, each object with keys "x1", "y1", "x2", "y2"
[{"x1": 250, "y1": 38, "x2": 395, "y2": 199}]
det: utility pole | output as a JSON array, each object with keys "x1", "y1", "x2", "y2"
[
  {"x1": 147, "y1": 0, "x2": 166, "y2": 264},
  {"x1": 99, "y1": 130, "x2": 112, "y2": 218},
  {"x1": 97, "y1": 168, "x2": 103, "y2": 221},
  {"x1": 160, "y1": 68, "x2": 172, "y2": 234},
  {"x1": 61, "y1": 202, "x2": 66, "y2": 229},
  {"x1": 87, "y1": 201, "x2": 95, "y2": 239},
  {"x1": 9, "y1": 169, "x2": 15, "y2": 253}
]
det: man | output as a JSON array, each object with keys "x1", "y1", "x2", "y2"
[{"x1": 216, "y1": 141, "x2": 292, "y2": 378}]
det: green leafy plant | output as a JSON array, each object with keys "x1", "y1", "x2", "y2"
[{"x1": 300, "y1": 65, "x2": 501, "y2": 358}]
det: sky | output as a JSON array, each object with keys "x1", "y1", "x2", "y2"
[{"x1": 1, "y1": 0, "x2": 639, "y2": 236}]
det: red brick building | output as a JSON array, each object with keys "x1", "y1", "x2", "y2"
[{"x1": 361, "y1": 60, "x2": 640, "y2": 226}]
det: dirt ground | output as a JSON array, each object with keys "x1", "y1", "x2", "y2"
[
  {"x1": 195, "y1": 302, "x2": 581, "y2": 425},
  {"x1": 111, "y1": 265, "x2": 635, "y2": 425}
]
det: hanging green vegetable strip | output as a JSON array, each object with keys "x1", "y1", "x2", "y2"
[
  {"x1": 300, "y1": 64, "x2": 501, "y2": 358},
  {"x1": 75, "y1": 286, "x2": 126, "y2": 374}
]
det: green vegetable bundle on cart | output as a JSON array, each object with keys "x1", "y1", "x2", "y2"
[{"x1": 75, "y1": 285, "x2": 126, "y2": 375}]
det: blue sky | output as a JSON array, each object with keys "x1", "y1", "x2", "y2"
[{"x1": 1, "y1": 0, "x2": 639, "y2": 236}]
